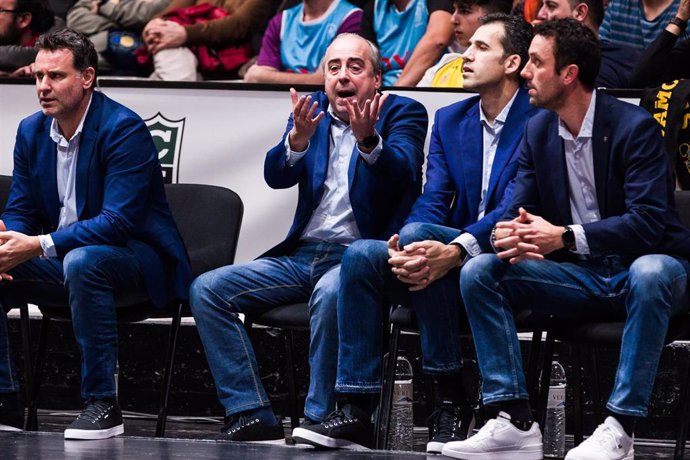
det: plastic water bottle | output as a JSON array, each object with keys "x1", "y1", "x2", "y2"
[
  {"x1": 388, "y1": 356, "x2": 414, "y2": 451},
  {"x1": 543, "y1": 359, "x2": 566, "y2": 458}
]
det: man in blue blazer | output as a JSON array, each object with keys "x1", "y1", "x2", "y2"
[
  {"x1": 189, "y1": 33, "x2": 427, "y2": 444},
  {"x1": 445, "y1": 19, "x2": 690, "y2": 460},
  {"x1": 0, "y1": 29, "x2": 191, "y2": 439},
  {"x1": 292, "y1": 15, "x2": 538, "y2": 452}
]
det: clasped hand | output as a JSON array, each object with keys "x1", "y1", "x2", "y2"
[{"x1": 493, "y1": 207, "x2": 564, "y2": 264}]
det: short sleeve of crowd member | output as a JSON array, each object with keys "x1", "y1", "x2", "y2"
[
  {"x1": 256, "y1": 13, "x2": 283, "y2": 69},
  {"x1": 427, "y1": 0, "x2": 453, "y2": 14},
  {"x1": 337, "y1": 8, "x2": 364, "y2": 34}
]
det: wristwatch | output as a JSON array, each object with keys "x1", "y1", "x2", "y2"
[
  {"x1": 562, "y1": 226, "x2": 576, "y2": 252},
  {"x1": 670, "y1": 16, "x2": 688, "y2": 33},
  {"x1": 357, "y1": 133, "x2": 379, "y2": 150}
]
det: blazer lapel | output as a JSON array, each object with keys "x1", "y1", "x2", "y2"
[
  {"x1": 486, "y1": 90, "x2": 530, "y2": 205},
  {"x1": 592, "y1": 94, "x2": 611, "y2": 217},
  {"x1": 461, "y1": 103, "x2": 483, "y2": 221},
  {"x1": 36, "y1": 118, "x2": 60, "y2": 227},
  {"x1": 75, "y1": 94, "x2": 101, "y2": 218},
  {"x1": 311, "y1": 110, "x2": 332, "y2": 202},
  {"x1": 544, "y1": 116, "x2": 573, "y2": 225}
]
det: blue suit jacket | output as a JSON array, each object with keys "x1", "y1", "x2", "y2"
[
  {"x1": 405, "y1": 88, "x2": 540, "y2": 252},
  {"x1": 262, "y1": 92, "x2": 428, "y2": 257},
  {"x1": 505, "y1": 92, "x2": 690, "y2": 264},
  {"x1": 4, "y1": 91, "x2": 192, "y2": 306}
]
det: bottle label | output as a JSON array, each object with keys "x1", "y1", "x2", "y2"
[
  {"x1": 547, "y1": 384, "x2": 566, "y2": 409},
  {"x1": 393, "y1": 381, "x2": 413, "y2": 403}
]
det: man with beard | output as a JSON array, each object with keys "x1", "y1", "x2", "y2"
[{"x1": 0, "y1": 0, "x2": 55, "y2": 74}]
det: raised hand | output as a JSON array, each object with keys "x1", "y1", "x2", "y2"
[
  {"x1": 345, "y1": 92, "x2": 389, "y2": 146},
  {"x1": 288, "y1": 88, "x2": 325, "y2": 151}
]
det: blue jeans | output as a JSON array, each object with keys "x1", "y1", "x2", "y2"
[
  {"x1": 460, "y1": 253, "x2": 690, "y2": 417},
  {"x1": 0, "y1": 245, "x2": 148, "y2": 399},
  {"x1": 189, "y1": 242, "x2": 345, "y2": 421},
  {"x1": 336, "y1": 222, "x2": 465, "y2": 393}
]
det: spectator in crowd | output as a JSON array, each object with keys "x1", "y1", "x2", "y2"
[
  {"x1": 0, "y1": 0, "x2": 55, "y2": 74},
  {"x1": 0, "y1": 29, "x2": 191, "y2": 438},
  {"x1": 630, "y1": 0, "x2": 690, "y2": 87},
  {"x1": 359, "y1": 0, "x2": 453, "y2": 86},
  {"x1": 67, "y1": 0, "x2": 170, "y2": 75},
  {"x1": 243, "y1": 0, "x2": 362, "y2": 84},
  {"x1": 189, "y1": 33, "x2": 427, "y2": 444},
  {"x1": 600, "y1": 0, "x2": 690, "y2": 51},
  {"x1": 143, "y1": 0, "x2": 272, "y2": 80},
  {"x1": 443, "y1": 19, "x2": 690, "y2": 460},
  {"x1": 535, "y1": 0, "x2": 640, "y2": 88},
  {"x1": 291, "y1": 14, "x2": 538, "y2": 452},
  {"x1": 418, "y1": 0, "x2": 512, "y2": 87}
]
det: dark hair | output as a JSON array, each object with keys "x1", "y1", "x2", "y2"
[
  {"x1": 568, "y1": 0, "x2": 604, "y2": 27},
  {"x1": 480, "y1": 13, "x2": 534, "y2": 81},
  {"x1": 14, "y1": 0, "x2": 54, "y2": 34},
  {"x1": 35, "y1": 28, "x2": 98, "y2": 75},
  {"x1": 534, "y1": 18, "x2": 600, "y2": 90},
  {"x1": 455, "y1": 0, "x2": 512, "y2": 14}
]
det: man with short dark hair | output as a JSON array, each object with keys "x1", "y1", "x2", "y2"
[
  {"x1": 190, "y1": 33, "x2": 427, "y2": 445},
  {"x1": 0, "y1": 28, "x2": 192, "y2": 439},
  {"x1": 535, "y1": 0, "x2": 640, "y2": 87},
  {"x1": 291, "y1": 13, "x2": 538, "y2": 452},
  {"x1": 443, "y1": 18, "x2": 690, "y2": 460},
  {"x1": 0, "y1": 0, "x2": 55, "y2": 74}
]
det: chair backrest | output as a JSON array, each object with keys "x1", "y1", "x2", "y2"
[
  {"x1": 0, "y1": 175, "x2": 12, "y2": 214},
  {"x1": 675, "y1": 190, "x2": 690, "y2": 228},
  {"x1": 164, "y1": 183, "x2": 244, "y2": 278}
]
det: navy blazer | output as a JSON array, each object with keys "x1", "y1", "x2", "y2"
[
  {"x1": 4, "y1": 91, "x2": 192, "y2": 306},
  {"x1": 405, "y1": 88, "x2": 540, "y2": 252},
  {"x1": 262, "y1": 92, "x2": 428, "y2": 257},
  {"x1": 506, "y1": 92, "x2": 690, "y2": 264}
]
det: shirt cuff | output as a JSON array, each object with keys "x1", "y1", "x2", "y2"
[
  {"x1": 450, "y1": 232, "x2": 480, "y2": 266},
  {"x1": 570, "y1": 224, "x2": 590, "y2": 255},
  {"x1": 284, "y1": 137, "x2": 309, "y2": 166},
  {"x1": 38, "y1": 234, "x2": 57, "y2": 258},
  {"x1": 357, "y1": 135, "x2": 383, "y2": 165}
]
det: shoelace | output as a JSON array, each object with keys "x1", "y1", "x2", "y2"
[
  {"x1": 427, "y1": 406, "x2": 460, "y2": 437},
  {"x1": 78, "y1": 400, "x2": 113, "y2": 422},
  {"x1": 321, "y1": 408, "x2": 358, "y2": 428},
  {"x1": 223, "y1": 415, "x2": 260, "y2": 434},
  {"x1": 588, "y1": 424, "x2": 622, "y2": 449}
]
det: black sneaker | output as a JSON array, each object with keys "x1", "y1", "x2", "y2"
[
  {"x1": 220, "y1": 414, "x2": 285, "y2": 444},
  {"x1": 426, "y1": 403, "x2": 476, "y2": 453},
  {"x1": 64, "y1": 398, "x2": 124, "y2": 440},
  {"x1": 0, "y1": 392, "x2": 23, "y2": 431},
  {"x1": 291, "y1": 404, "x2": 373, "y2": 450}
]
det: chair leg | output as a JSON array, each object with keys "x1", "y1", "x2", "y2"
[
  {"x1": 527, "y1": 329, "x2": 543, "y2": 411},
  {"x1": 537, "y1": 328, "x2": 555, "y2": 427},
  {"x1": 571, "y1": 343, "x2": 584, "y2": 445},
  {"x1": 674, "y1": 349, "x2": 690, "y2": 459},
  {"x1": 284, "y1": 329, "x2": 300, "y2": 429},
  {"x1": 18, "y1": 304, "x2": 33, "y2": 431},
  {"x1": 156, "y1": 303, "x2": 182, "y2": 437},
  {"x1": 376, "y1": 322, "x2": 400, "y2": 450},
  {"x1": 26, "y1": 314, "x2": 50, "y2": 431},
  {"x1": 589, "y1": 347, "x2": 602, "y2": 424}
]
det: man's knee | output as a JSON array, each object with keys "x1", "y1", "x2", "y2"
[
  {"x1": 341, "y1": 239, "x2": 388, "y2": 274},
  {"x1": 460, "y1": 253, "x2": 503, "y2": 292},
  {"x1": 398, "y1": 222, "x2": 432, "y2": 246},
  {"x1": 629, "y1": 254, "x2": 684, "y2": 289},
  {"x1": 189, "y1": 268, "x2": 230, "y2": 314},
  {"x1": 63, "y1": 246, "x2": 100, "y2": 281}
]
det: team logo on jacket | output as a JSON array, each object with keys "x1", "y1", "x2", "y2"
[{"x1": 144, "y1": 113, "x2": 185, "y2": 184}]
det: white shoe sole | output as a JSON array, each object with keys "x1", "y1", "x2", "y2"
[
  {"x1": 441, "y1": 444, "x2": 543, "y2": 460},
  {"x1": 291, "y1": 427, "x2": 369, "y2": 450},
  {"x1": 565, "y1": 448, "x2": 634, "y2": 460},
  {"x1": 64, "y1": 424, "x2": 124, "y2": 440},
  {"x1": 426, "y1": 441, "x2": 445, "y2": 454},
  {"x1": 0, "y1": 423, "x2": 22, "y2": 432}
]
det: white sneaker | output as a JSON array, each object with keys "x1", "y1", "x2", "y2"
[
  {"x1": 441, "y1": 411, "x2": 543, "y2": 460},
  {"x1": 565, "y1": 416, "x2": 634, "y2": 460}
]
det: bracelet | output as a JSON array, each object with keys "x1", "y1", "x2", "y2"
[{"x1": 670, "y1": 16, "x2": 688, "y2": 33}]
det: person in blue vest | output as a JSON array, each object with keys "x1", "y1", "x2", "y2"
[
  {"x1": 443, "y1": 19, "x2": 690, "y2": 460},
  {"x1": 359, "y1": 0, "x2": 455, "y2": 86},
  {"x1": 292, "y1": 14, "x2": 538, "y2": 451},
  {"x1": 244, "y1": 0, "x2": 363, "y2": 84},
  {"x1": 190, "y1": 33, "x2": 427, "y2": 444}
]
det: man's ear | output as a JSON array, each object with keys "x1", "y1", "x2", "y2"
[
  {"x1": 504, "y1": 54, "x2": 521, "y2": 77},
  {"x1": 561, "y1": 63, "x2": 580, "y2": 86},
  {"x1": 81, "y1": 66, "x2": 96, "y2": 90},
  {"x1": 15, "y1": 12, "x2": 32, "y2": 31},
  {"x1": 572, "y1": 3, "x2": 589, "y2": 21}
]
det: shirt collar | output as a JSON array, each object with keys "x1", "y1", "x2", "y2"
[
  {"x1": 327, "y1": 105, "x2": 350, "y2": 129},
  {"x1": 558, "y1": 89, "x2": 596, "y2": 142},
  {"x1": 479, "y1": 88, "x2": 519, "y2": 130},
  {"x1": 50, "y1": 93, "x2": 94, "y2": 146}
]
